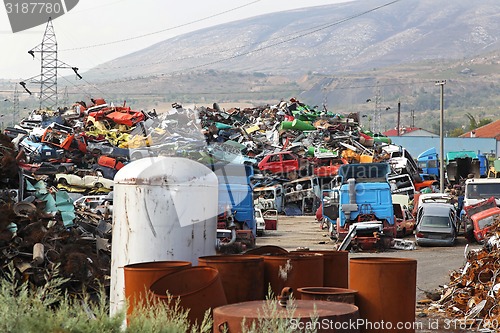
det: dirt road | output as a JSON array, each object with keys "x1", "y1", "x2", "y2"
[{"x1": 255, "y1": 215, "x2": 483, "y2": 333}]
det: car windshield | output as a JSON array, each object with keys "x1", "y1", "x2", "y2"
[
  {"x1": 420, "y1": 215, "x2": 451, "y2": 228},
  {"x1": 466, "y1": 183, "x2": 500, "y2": 199},
  {"x1": 478, "y1": 215, "x2": 495, "y2": 230}
]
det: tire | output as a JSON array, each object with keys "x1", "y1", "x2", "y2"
[
  {"x1": 58, "y1": 178, "x2": 68, "y2": 185},
  {"x1": 95, "y1": 182, "x2": 103, "y2": 188}
]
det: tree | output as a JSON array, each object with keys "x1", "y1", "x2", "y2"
[
  {"x1": 465, "y1": 112, "x2": 493, "y2": 130},
  {"x1": 449, "y1": 127, "x2": 465, "y2": 137}
]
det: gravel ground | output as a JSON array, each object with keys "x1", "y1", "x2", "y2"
[{"x1": 255, "y1": 215, "x2": 484, "y2": 332}]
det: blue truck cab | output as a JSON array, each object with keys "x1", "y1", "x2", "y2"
[
  {"x1": 417, "y1": 147, "x2": 439, "y2": 178},
  {"x1": 324, "y1": 163, "x2": 395, "y2": 250},
  {"x1": 211, "y1": 163, "x2": 256, "y2": 236}
]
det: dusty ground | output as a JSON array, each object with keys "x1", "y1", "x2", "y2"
[{"x1": 255, "y1": 215, "x2": 484, "y2": 332}]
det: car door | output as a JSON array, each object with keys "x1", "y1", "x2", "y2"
[
  {"x1": 281, "y1": 153, "x2": 298, "y2": 173},
  {"x1": 264, "y1": 154, "x2": 283, "y2": 174}
]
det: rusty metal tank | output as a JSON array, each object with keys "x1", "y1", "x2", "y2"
[
  {"x1": 292, "y1": 250, "x2": 349, "y2": 288},
  {"x1": 263, "y1": 253, "x2": 324, "y2": 298},
  {"x1": 124, "y1": 260, "x2": 192, "y2": 318},
  {"x1": 245, "y1": 245, "x2": 288, "y2": 255},
  {"x1": 150, "y1": 266, "x2": 227, "y2": 326},
  {"x1": 213, "y1": 288, "x2": 360, "y2": 333},
  {"x1": 198, "y1": 254, "x2": 265, "y2": 303},
  {"x1": 349, "y1": 257, "x2": 417, "y2": 333},
  {"x1": 297, "y1": 287, "x2": 357, "y2": 305},
  {"x1": 110, "y1": 157, "x2": 219, "y2": 316}
]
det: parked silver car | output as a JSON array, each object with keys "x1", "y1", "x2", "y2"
[{"x1": 415, "y1": 202, "x2": 457, "y2": 247}]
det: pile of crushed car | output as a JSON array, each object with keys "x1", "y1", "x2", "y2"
[
  {"x1": 424, "y1": 213, "x2": 500, "y2": 331},
  {"x1": 0, "y1": 96, "x2": 436, "y2": 292}
]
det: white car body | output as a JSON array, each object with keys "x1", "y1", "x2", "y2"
[{"x1": 56, "y1": 173, "x2": 114, "y2": 190}]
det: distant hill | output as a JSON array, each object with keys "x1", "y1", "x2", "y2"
[
  {"x1": 84, "y1": 0, "x2": 500, "y2": 81},
  {"x1": 2, "y1": 0, "x2": 499, "y2": 135}
]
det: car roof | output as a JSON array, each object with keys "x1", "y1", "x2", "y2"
[{"x1": 419, "y1": 202, "x2": 454, "y2": 213}]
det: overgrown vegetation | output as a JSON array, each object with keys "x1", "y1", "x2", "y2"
[{"x1": 0, "y1": 266, "x2": 319, "y2": 333}]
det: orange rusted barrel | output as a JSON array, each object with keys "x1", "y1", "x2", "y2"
[
  {"x1": 263, "y1": 253, "x2": 323, "y2": 298},
  {"x1": 198, "y1": 254, "x2": 265, "y2": 303},
  {"x1": 124, "y1": 261, "x2": 191, "y2": 318},
  {"x1": 213, "y1": 299, "x2": 360, "y2": 333},
  {"x1": 349, "y1": 257, "x2": 417, "y2": 333},
  {"x1": 297, "y1": 287, "x2": 358, "y2": 305},
  {"x1": 292, "y1": 250, "x2": 349, "y2": 288},
  {"x1": 150, "y1": 266, "x2": 227, "y2": 326},
  {"x1": 245, "y1": 245, "x2": 288, "y2": 255}
]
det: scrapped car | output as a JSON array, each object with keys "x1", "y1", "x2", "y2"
[
  {"x1": 415, "y1": 202, "x2": 457, "y2": 247},
  {"x1": 258, "y1": 151, "x2": 309, "y2": 176},
  {"x1": 41, "y1": 123, "x2": 75, "y2": 150},
  {"x1": 393, "y1": 202, "x2": 415, "y2": 237},
  {"x1": 313, "y1": 157, "x2": 348, "y2": 177},
  {"x1": 73, "y1": 194, "x2": 108, "y2": 210},
  {"x1": 255, "y1": 207, "x2": 266, "y2": 236},
  {"x1": 3, "y1": 126, "x2": 28, "y2": 139},
  {"x1": 55, "y1": 170, "x2": 114, "y2": 190},
  {"x1": 207, "y1": 140, "x2": 257, "y2": 165},
  {"x1": 92, "y1": 155, "x2": 126, "y2": 179},
  {"x1": 463, "y1": 196, "x2": 500, "y2": 243},
  {"x1": 20, "y1": 137, "x2": 65, "y2": 163},
  {"x1": 87, "y1": 142, "x2": 130, "y2": 159}
]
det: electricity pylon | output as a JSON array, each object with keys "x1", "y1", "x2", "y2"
[{"x1": 20, "y1": 17, "x2": 81, "y2": 110}]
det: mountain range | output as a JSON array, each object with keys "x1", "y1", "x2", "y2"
[
  {"x1": 85, "y1": 0, "x2": 500, "y2": 81},
  {"x1": 3, "y1": 0, "x2": 499, "y2": 133}
]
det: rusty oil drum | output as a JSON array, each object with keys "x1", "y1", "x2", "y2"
[
  {"x1": 124, "y1": 260, "x2": 192, "y2": 318},
  {"x1": 297, "y1": 287, "x2": 358, "y2": 305},
  {"x1": 292, "y1": 250, "x2": 349, "y2": 288},
  {"x1": 198, "y1": 254, "x2": 265, "y2": 304},
  {"x1": 149, "y1": 266, "x2": 227, "y2": 326},
  {"x1": 213, "y1": 299, "x2": 360, "y2": 333},
  {"x1": 245, "y1": 245, "x2": 288, "y2": 255},
  {"x1": 349, "y1": 257, "x2": 417, "y2": 333},
  {"x1": 263, "y1": 253, "x2": 324, "y2": 298}
]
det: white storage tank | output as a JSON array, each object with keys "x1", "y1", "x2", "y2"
[{"x1": 110, "y1": 156, "x2": 218, "y2": 316}]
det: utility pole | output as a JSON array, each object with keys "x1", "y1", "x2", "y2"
[
  {"x1": 12, "y1": 85, "x2": 19, "y2": 126},
  {"x1": 374, "y1": 85, "x2": 381, "y2": 133},
  {"x1": 396, "y1": 99, "x2": 401, "y2": 136},
  {"x1": 435, "y1": 80, "x2": 446, "y2": 193}
]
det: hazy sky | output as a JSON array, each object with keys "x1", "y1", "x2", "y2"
[{"x1": 0, "y1": 0, "x2": 353, "y2": 80}]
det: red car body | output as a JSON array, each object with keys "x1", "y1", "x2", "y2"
[
  {"x1": 258, "y1": 151, "x2": 307, "y2": 175},
  {"x1": 313, "y1": 157, "x2": 348, "y2": 177},
  {"x1": 464, "y1": 197, "x2": 500, "y2": 243}
]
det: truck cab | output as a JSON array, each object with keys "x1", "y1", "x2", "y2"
[
  {"x1": 253, "y1": 183, "x2": 284, "y2": 213},
  {"x1": 212, "y1": 163, "x2": 256, "y2": 235},
  {"x1": 463, "y1": 178, "x2": 500, "y2": 208},
  {"x1": 331, "y1": 163, "x2": 396, "y2": 250}
]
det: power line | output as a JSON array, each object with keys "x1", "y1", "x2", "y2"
[
  {"x1": 95, "y1": 0, "x2": 403, "y2": 86},
  {"x1": 60, "y1": 0, "x2": 261, "y2": 51},
  {"x1": 92, "y1": 2, "x2": 394, "y2": 72}
]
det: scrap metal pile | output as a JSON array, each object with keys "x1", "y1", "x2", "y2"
[
  {"x1": 426, "y1": 215, "x2": 500, "y2": 330},
  {"x1": 0, "y1": 96, "x2": 426, "y2": 294}
]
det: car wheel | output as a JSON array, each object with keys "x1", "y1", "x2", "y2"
[
  {"x1": 58, "y1": 178, "x2": 68, "y2": 185},
  {"x1": 57, "y1": 166, "x2": 67, "y2": 173},
  {"x1": 95, "y1": 182, "x2": 103, "y2": 188},
  {"x1": 131, "y1": 152, "x2": 143, "y2": 160}
]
